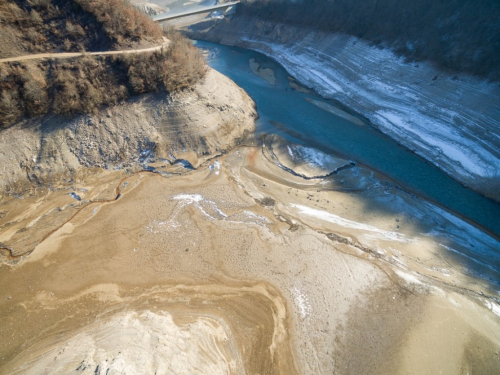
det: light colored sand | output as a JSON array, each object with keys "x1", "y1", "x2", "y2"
[
  {"x1": 305, "y1": 98, "x2": 366, "y2": 126},
  {"x1": 1, "y1": 136, "x2": 499, "y2": 374},
  {"x1": 287, "y1": 76, "x2": 312, "y2": 94},
  {"x1": 249, "y1": 58, "x2": 276, "y2": 86}
]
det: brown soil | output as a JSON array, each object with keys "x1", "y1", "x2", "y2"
[{"x1": 1, "y1": 135, "x2": 499, "y2": 374}]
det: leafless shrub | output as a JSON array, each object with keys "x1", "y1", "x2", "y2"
[
  {"x1": 63, "y1": 38, "x2": 72, "y2": 51},
  {"x1": 29, "y1": 9, "x2": 43, "y2": 25},
  {"x1": 162, "y1": 31, "x2": 206, "y2": 91},
  {"x1": 21, "y1": 65, "x2": 49, "y2": 116},
  {"x1": 75, "y1": 0, "x2": 163, "y2": 43},
  {"x1": 51, "y1": 57, "x2": 126, "y2": 115},
  {"x1": 0, "y1": 90, "x2": 22, "y2": 128},
  {"x1": 66, "y1": 21, "x2": 86, "y2": 39},
  {"x1": 28, "y1": 0, "x2": 51, "y2": 9},
  {"x1": 24, "y1": 27, "x2": 47, "y2": 46},
  {"x1": 116, "y1": 32, "x2": 206, "y2": 94},
  {"x1": 0, "y1": 1, "x2": 25, "y2": 23},
  {"x1": 0, "y1": 5, "x2": 206, "y2": 127}
]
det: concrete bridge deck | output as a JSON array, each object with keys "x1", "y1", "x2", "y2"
[{"x1": 152, "y1": 1, "x2": 240, "y2": 22}]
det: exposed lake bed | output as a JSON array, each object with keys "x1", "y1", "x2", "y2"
[
  {"x1": 1, "y1": 134, "x2": 500, "y2": 374},
  {"x1": 1, "y1": 15, "x2": 500, "y2": 375}
]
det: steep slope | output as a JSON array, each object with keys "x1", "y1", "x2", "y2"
[
  {"x1": 238, "y1": 0, "x2": 500, "y2": 81},
  {"x1": 0, "y1": 0, "x2": 207, "y2": 128},
  {"x1": 0, "y1": 68, "x2": 256, "y2": 196}
]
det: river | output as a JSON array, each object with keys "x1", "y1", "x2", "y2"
[{"x1": 196, "y1": 40, "x2": 500, "y2": 242}]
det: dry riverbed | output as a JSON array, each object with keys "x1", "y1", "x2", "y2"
[{"x1": 1, "y1": 133, "x2": 499, "y2": 374}]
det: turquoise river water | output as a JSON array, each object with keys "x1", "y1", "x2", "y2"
[{"x1": 196, "y1": 40, "x2": 500, "y2": 242}]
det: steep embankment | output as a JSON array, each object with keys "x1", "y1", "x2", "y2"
[
  {"x1": 0, "y1": 68, "x2": 256, "y2": 196},
  {"x1": 187, "y1": 16, "x2": 500, "y2": 201}
]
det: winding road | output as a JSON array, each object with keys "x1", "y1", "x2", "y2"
[
  {"x1": 0, "y1": 40, "x2": 170, "y2": 63},
  {"x1": 0, "y1": 1, "x2": 240, "y2": 63}
]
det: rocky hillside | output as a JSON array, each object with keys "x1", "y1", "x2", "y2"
[
  {"x1": 0, "y1": 68, "x2": 256, "y2": 196},
  {"x1": 0, "y1": 1, "x2": 207, "y2": 128}
]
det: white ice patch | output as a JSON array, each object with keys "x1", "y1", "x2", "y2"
[
  {"x1": 485, "y1": 300, "x2": 500, "y2": 318},
  {"x1": 288, "y1": 145, "x2": 337, "y2": 169},
  {"x1": 291, "y1": 204, "x2": 406, "y2": 242},
  {"x1": 165, "y1": 194, "x2": 271, "y2": 232},
  {"x1": 241, "y1": 211, "x2": 271, "y2": 224},
  {"x1": 374, "y1": 110, "x2": 495, "y2": 177},
  {"x1": 209, "y1": 160, "x2": 221, "y2": 175},
  {"x1": 238, "y1": 36, "x2": 500, "y2": 187},
  {"x1": 395, "y1": 269, "x2": 423, "y2": 285},
  {"x1": 307, "y1": 68, "x2": 345, "y2": 94},
  {"x1": 292, "y1": 286, "x2": 312, "y2": 319},
  {"x1": 172, "y1": 194, "x2": 228, "y2": 219},
  {"x1": 173, "y1": 194, "x2": 204, "y2": 203},
  {"x1": 145, "y1": 219, "x2": 175, "y2": 234}
]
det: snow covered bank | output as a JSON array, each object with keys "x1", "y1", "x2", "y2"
[{"x1": 188, "y1": 17, "x2": 500, "y2": 201}]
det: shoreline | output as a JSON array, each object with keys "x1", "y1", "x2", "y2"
[
  {"x1": 265, "y1": 115, "x2": 500, "y2": 244},
  {"x1": 185, "y1": 16, "x2": 500, "y2": 203},
  {"x1": 188, "y1": 37, "x2": 500, "y2": 241}
]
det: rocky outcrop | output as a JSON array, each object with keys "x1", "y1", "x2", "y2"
[
  {"x1": 133, "y1": 2, "x2": 167, "y2": 16},
  {"x1": 187, "y1": 16, "x2": 500, "y2": 201},
  {"x1": 0, "y1": 68, "x2": 256, "y2": 195}
]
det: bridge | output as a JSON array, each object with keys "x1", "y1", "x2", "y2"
[{"x1": 152, "y1": 1, "x2": 240, "y2": 22}]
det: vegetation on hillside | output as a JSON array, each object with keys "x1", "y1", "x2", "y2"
[
  {"x1": 0, "y1": 0, "x2": 207, "y2": 128},
  {"x1": 239, "y1": 0, "x2": 500, "y2": 80},
  {"x1": 75, "y1": 0, "x2": 163, "y2": 44},
  {"x1": 0, "y1": 0, "x2": 163, "y2": 58},
  {"x1": 0, "y1": 32, "x2": 206, "y2": 127}
]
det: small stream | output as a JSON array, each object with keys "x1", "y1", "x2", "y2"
[{"x1": 196, "y1": 40, "x2": 500, "y2": 240}]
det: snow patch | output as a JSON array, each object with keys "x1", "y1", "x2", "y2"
[
  {"x1": 395, "y1": 269, "x2": 423, "y2": 285},
  {"x1": 235, "y1": 34, "x2": 500, "y2": 192},
  {"x1": 289, "y1": 145, "x2": 337, "y2": 169},
  {"x1": 292, "y1": 286, "x2": 312, "y2": 319},
  {"x1": 485, "y1": 300, "x2": 500, "y2": 318},
  {"x1": 209, "y1": 160, "x2": 221, "y2": 175},
  {"x1": 290, "y1": 204, "x2": 406, "y2": 242}
]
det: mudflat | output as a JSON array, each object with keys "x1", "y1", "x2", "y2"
[{"x1": 1, "y1": 135, "x2": 499, "y2": 374}]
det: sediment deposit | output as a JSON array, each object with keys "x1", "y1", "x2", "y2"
[
  {"x1": 1, "y1": 134, "x2": 499, "y2": 374},
  {"x1": 1, "y1": 22, "x2": 500, "y2": 374}
]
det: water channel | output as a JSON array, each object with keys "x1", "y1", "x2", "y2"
[{"x1": 196, "y1": 40, "x2": 500, "y2": 241}]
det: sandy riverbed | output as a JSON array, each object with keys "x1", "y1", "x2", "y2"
[{"x1": 1, "y1": 133, "x2": 499, "y2": 374}]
